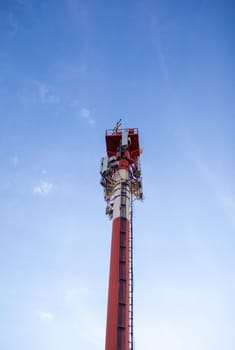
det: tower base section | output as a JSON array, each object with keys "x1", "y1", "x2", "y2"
[{"x1": 105, "y1": 216, "x2": 130, "y2": 350}]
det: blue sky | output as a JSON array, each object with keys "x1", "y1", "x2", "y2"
[{"x1": 0, "y1": 0, "x2": 234, "y2": 349}]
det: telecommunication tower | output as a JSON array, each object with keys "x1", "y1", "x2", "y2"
[{"x1": 100, "y1": 121, "x2": 143, "y2": 350}]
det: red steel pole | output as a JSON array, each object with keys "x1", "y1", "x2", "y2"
[{"x1": 105, "y1": 164, "x2": 130, "y2": 350}]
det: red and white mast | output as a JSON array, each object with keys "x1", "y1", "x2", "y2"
[{"x1": 100, "y1": 122, "x2": 143, "y2": 350}]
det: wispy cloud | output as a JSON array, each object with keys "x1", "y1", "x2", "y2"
[
  {"x1": 62, "y1": 284, "x2": 103, "y2": 348},
  {"x1": 32, "y1": 282, "x2": 104, "y2": 348},
  {"x1": 135, "y1": 284, "x2": 226, "y2": 350},
  {"x1": 188, "y1": 150, "x2": 235, "y2": 225},
  {"x1": 221, "y1": 196, "x2": 235, "y2": 226},
  {"x1": 33, "y1": 80, "x2": 59, "y2": 104},
  {"x1": 11, "y1": 155, "x2": 19, "y2": 166},
  {"x1": 8, "y1": 12, "x2": 20, "y2": 34},
  {"x1": 70, "y1": 99, "x2": 80, "y2": 108},
  {"x1": 37, "y1": 310, "x2": 55, "y2": 320},
  {"x1": 142, "y1": 6, "x2": 170, "y2": 88},
  {"x1": 64, "y1": 286, "x2": 90, "y2": 303},
  {"x1": 33, "y1": 181, "x2": 53, "y2": 196},
  {"x1": 17, "y1": 0, "x2": 30, "y2": 5},
  {"x1": 80, "y1": 107, "x2": 95, "y2": 126},
  {"x1": 174, "y1": 125, "x2": 235, "y2": 227},
  {"x1": 16, "y1": 0, "x2": 33, "y2": 7}
]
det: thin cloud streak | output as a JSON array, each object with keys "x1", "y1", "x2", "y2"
[
  {"x1": 62, "y1": 284, "x2": 104, "y2": 348},
  {"x1": 80, "y1": 107, "x2": 95, "y2": 126},
  {"x1": 142, "y1": 5, "x2": 171, "y2": 89},
  {"x1": 33, "y1": 80, "x2": 59, "y2": 104},
  {"x1": 37, "y1": 310, "x2": 55, "y2": 320},
  {"x1": 11, "y1": 155, "x2": 19, "y2": 166},
  {"x1": 33, "y1": 181, "x2": 53, "y2": 196},
  {"x1": 8, "y1": 12, "x2": 20, "y2": 34},
  {"x1": 174, "y1": 125, "x2": 235, "y2": 227},
  {"x1": 189, "y1": 151, "x2": 235, "y2": 226}
]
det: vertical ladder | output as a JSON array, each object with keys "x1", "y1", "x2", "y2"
[
  {"x1": 117, "y1": 183, "x2": 128, "y2": 349},
  {"x1": 118, "y1": 182, "x2": 134, "y2": 350},
  {"x1": 129, "y1": 195, "x2": 134, "y2": 350}
]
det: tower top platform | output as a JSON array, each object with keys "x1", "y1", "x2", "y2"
[{"x1": 105, "y1": 128, "x2": 141, "y2": 158}]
